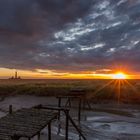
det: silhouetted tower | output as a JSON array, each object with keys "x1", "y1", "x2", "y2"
[
  {"x1": 15, "y1": 71, "x2": 18, "y2": 79},
  {"x1": 9, "y1": 71, "x2": 21, "y2": 79}
]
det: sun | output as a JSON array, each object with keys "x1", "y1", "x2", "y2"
[{"x1": 112, "y1": 72, "x2": 127, "y2": 79}]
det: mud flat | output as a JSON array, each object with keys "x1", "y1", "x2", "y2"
[{"x1": 0, "y1": 95, "x2": 139, "y2": 140}]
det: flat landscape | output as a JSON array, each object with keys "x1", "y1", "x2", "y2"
[
  {"x1": 0, "y1": 79, "x2": 139, "y2": 140},
  {"x1": 0, "y1": 79, "x2": 139, "y2": 104},
  {"x1": 1, "y1": 0, "x2": 140, "y2": 139}
]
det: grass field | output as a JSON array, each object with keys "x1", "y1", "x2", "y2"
[
  {"x1": 0, "y1": 79, "x2": 139, "y2": 140},
  {"x1": 0, "y1": 79, "x2": 139, "y2": 104}
]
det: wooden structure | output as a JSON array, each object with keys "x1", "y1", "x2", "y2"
[
  {"x1": 56, "y1": 88, "x2": 92, "y2": 123},
  {"x1": 35, "y1": 105, "x2": 87, "y2": 140},
  {"x1": 0, "y1": 108, "x2": 58, "y2": 140},
  {"x1": 57, "y1": 96, "x2": 82, "y2": 123}
]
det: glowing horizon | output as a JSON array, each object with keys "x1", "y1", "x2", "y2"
[
  {"x1": 0, "y1": 68, "x2": 139, "y2": 79},
  {"x1": 112, "y1": 72, "x2": 128, "y2": 79}
]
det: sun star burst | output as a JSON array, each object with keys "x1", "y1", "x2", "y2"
[{"x1": 112, "y1": 72, "x2": 127, "y2": 79}]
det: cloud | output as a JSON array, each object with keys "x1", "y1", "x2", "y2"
[{"x1": 0, "y1": 0, "x2": 140, "y2": 73}]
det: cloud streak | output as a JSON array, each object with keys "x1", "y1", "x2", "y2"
[{"x1": 0, "y1": 0, "x2": 140, "y2": 74}]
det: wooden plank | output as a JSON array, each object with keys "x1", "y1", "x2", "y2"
[
  {"x1": 0, "y1": 133, "x2": 10, "y2": 140},
  {"x1": 48, "y1": 122, "x2": 51, "y2": 140},
  {"x1": 0, "y1": 108, "x2": 58, "y2": 138}
]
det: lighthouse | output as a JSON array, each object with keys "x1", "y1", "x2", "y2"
[
  {"x1": 15, "y1": 71, "x2": 18, "y2": 79},
  {"x1": 9, "y1": 71, "x2": 21, "y2": 79}
]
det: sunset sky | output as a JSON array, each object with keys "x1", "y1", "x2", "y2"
[{"x1": 0, "y1": 0, "x2": 140, "y2": 79}]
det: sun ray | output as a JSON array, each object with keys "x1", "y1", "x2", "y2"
[
  {"x1": 124, "y1": 79, "x2": 138, "y2": 94},
  {"x1": 114, "y1": 79, "x2": 139, "y2": 103},
  {"x1": 92, "y1": 80, "x2": 115, "y2": 97},
  {"x1": 117, "y1": 80, "x2": 121, "y2": 104},
  {"x1": 108, "y1": 80, "x2": 118, "y2": 98},
  {"x1": 110, "y1": 79, "x2": 126, "y2": 103}
]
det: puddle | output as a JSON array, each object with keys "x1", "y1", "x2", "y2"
[{"x1": 87, "y1": 121, "x2": 140, "y2": 135}]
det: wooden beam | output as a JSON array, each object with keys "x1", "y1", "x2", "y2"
[
  {"x1": 48, "y1": 122, "x2": 51, "y2": 140},
  {"x1": 9, "y1": 105, "x2": 13, "y2": 114},
  {"x1": 66, "y1": 113, "x2": 86, "y2": 140},
  {"x1": 38, "y1": 132, "x2": 40, "y2": 140},
  {"x1": 78, "y1": 99, "x2": 82, "y2": 124},
  {"x1": 57, "y1": 97, "x2": 61, "y2": 135},
  {"x1": 65, "y1": 110, "x2": 69, "y2": 140}
]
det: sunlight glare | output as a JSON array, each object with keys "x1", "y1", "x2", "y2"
[{"x1": 112, "y1": 72, "x2": 127, "y2": 79}]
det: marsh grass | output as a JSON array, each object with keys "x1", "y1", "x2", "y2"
[{"x1": 0, "y1": 79, "x2": 139, "y2": 104}]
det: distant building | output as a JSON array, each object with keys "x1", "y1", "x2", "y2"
[{"x1": 9, "y1": 71, "x2": 21, "y2": 79}]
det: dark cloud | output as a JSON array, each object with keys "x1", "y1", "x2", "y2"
[{"x1": 0, "y1": 0, "x2": 140, "y2": 73}]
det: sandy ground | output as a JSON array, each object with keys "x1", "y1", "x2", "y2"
[{"x1": 0, "y1": 95, "x2": 140, "y2": 140}]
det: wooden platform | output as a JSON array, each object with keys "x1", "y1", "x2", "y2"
[{"x1": 0, "y1": 108, "x2": 58, "y2": 140}]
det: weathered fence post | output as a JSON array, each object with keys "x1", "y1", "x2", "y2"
[
  {"x1": 38, "y1": 132, "x2": 40, "y2": 140},
  {"x1": 78, "y1": 98, "x2": 82, "y2": 124},
  {"x1": 9, "y1": 105, "x2": 13, "y2": 114},
  {"x1": 48, "y1": 122, "x2": 51, "y2": 140},
  {"x1": 57, "y1": 97, "x2": 62, "y2": 135},
  {"x1": 11, "y1": 135, "x2": 20, "y2": 140},
  {"x1": 65, "y1": 110, "x2": 69, "y2": 140}
]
